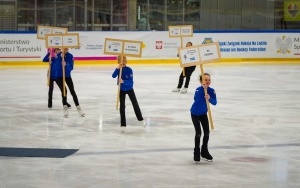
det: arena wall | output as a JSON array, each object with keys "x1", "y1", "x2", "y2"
[{"x1": 1, "y1": 31, "x2": 300, "y2": 66}]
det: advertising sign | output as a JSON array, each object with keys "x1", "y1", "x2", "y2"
[
  {"x1": 45, "y1": 33, "x2": 80, "y2": 48},
  {"x1": 178, "y1": 42, "x2": 221, "y2": 67},
  {"x1": 37, "y1": 25, "x2": 68, "y2": 39},
  {"x1": 168, "y1": 25, "x2": 193, "y2": 38},
  {"x1": 104, "y1": 38, "x2": 142, "y2": 57}
]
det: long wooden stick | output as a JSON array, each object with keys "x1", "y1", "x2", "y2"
[
  {"x1": 180, "y1": 37, "x2": 185, "y2": 76},
  {"x1": 62, "y1": 48, "x2": 66, "y2": 97},
  {"x1": 47, "y1": 49, "x2": 52, "y2": 86},
  {"x1": 116, "y1": 56, "x2": 123, "y2": 110},
  {"x1": 200, "y1": 64, "x2": 214, "y2": 130}
]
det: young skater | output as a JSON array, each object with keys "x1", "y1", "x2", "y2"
[
  {"x1": 172, "y1": 42, "x2": 196, "y2": 93},
  {"x1": 59, "y1": 48, "x2": 85, "y2": 117},
  {"x1": 112, "y1": 56, "x2": 146, "y2": 132},
  {"x1": 190, "y1": 73, "x2": 217, "y2": 162},
  {"x1": 43, "y1": 48, "x2": 71, "y2": 109}
]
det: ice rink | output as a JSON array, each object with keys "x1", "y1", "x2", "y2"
[{"x1": 0, "y1": 63, "x2": 299, "y2": 188}]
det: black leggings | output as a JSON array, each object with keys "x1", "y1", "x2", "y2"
[
  {"x1": 191, "y1": 113, "x2": 210, "y2": 149},
  {"x1": 48, "y1": 78, "x2": 67, "y2": 104},
  {"x1": 56, "y1": 77, "x2": 80, "y2": 106},
  {"x1": 177, "y1": 66, "x2": 196, "y2": 88},
  {"x1": 119, "y1": 89, "x2": 143, "y2": 127}
]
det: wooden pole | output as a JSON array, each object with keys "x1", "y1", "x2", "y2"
[
  {"x1": 116, "y1": 55, "x2": 123, "y2": 110},
  {"x1": 180, "y1": 37, "x2": 185, "y2": 76},
  {"x1": 200, "y1": 64, "x2": 214, "y2": 130},
  {"x1": 47, "y1": 48, "x2": 52, "y2": 86},
  {"x1": 62, "y1": 48, "x2": 66, "y2": 97}
]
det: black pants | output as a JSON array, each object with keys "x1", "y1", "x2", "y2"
[
  {"x1": 191, "y1": 113, "x2": 210, "y2": 149},
  {"x1": 119, "y1": 89, "x2": 143, "y2": 127},
  {"x1": 48, "y1": 78, "x2": 68, "y2": 106},
  {"x1": 57, "y1": 77, "x2": 80, "y2": 106},
  {"x1": 177, "y1": 66, "x2": 196, "y2": 88}
]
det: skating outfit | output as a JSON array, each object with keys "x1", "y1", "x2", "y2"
[
  {"x1": 190, "y1": 86, "x2": 217, "y2": 162},
  {"x1": 43, "y1": 51, "x2": 69, "y2": 108},
  {"x1": 177, "y1": 66, "x2": 196, "y2": 89},
  {"x1": 112, "y1": 66, "x2": 144, "y2": 127}
]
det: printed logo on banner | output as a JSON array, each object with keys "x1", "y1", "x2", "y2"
[
  {"x1": 184, "y1": 54, "x2": 187, "y2": 60},
  {"x1": 202, "y1": 38, "x2": 213, "y2": 44},
  {"x1": 173, "y1": 29, "x2": 180, "y2": 35},
  {"x1": 41, "y1": 29, "x2": 51, "y2": 36},
  {"x1": 287, "y1": 3, "x2": 299, "y2": 18},
  {"x1": 275, "y1": 36, "x2": 293, "y2": 54},
  {"x1": 108, "y1": 44, "x2": 119, "y2": 51},
  {"x1": 50, "y1": 37, "x2": 61, "y2": 45},
  {"x1": 156, "y1": 41, "x2": 163, "y2": 49},
  {"x1": 181, "y1": 48, "x2": 198, "y2": 65}
]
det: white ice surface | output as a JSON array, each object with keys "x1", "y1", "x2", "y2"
[{"x1": 0, "y1": 63, "x2": 299, "y2": 188}]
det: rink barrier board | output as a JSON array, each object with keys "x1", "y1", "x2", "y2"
[{"x1": 0, "y1": 58, "x2": 300, "y2": 67}]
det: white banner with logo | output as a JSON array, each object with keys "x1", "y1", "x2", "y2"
[{"x1": 0, "y1": 32, "x2": 300, "y2": 62}]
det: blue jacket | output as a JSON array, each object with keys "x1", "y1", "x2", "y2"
[
  {"x1": 64, "y1": 52, "x2": 74, "y2": 77},
  {"x1": 112, "y1": 66, "x2": 134, "y2": 91},
  {"x1": 53, "y1": 52, "x2": 63, "y2": 78},
  {"x1": 190, "y1": 86, "x2": 217, "y2": 115},
  {"x1": 43, "y1": 52, "x2": 62, "y2": 79}
]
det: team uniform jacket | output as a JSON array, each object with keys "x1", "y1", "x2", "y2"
[
  {"x1": 43, "y1": 52, "x2": 62, "y2": 79},
  {"x1": 190, "y1": 86, "x2": 217, "y2": 116},
  {"x1": 112, "y1": 66, "x2": 134, "y2": 91},
  {"x1": 64, "y1": 52, "x2": 74, "y2": 78}
]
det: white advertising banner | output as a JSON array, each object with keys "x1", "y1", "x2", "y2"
[{"x1": 0, "y1": 32, "x2": 300, "y2": 62}]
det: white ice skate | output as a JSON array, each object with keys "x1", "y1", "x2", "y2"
[
  {"x1": 76, "y1": 105, "x2": 85, "y2": 117},
  {"x1": 180, "y1": 87, "x2": 188, "y2": 93},
  {"x1": 121, "y1": 126, "x2": 126, "y2": 133},
  {"x1": 172, "y1": 88, "x2": 181, "y2": 92},
  {"x1": 63, "y1": 105, "x2": 69, "y2": 118},
  {"x1": 140, "y1": 120, "x2": 147, "y2": 127}
]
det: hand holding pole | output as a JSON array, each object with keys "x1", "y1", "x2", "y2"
[
  {"x1": 47, "y1": 48, "x2": 52, "y2": 86},
  {"x1": 62, "y1": 48, "x2": 66, "y2": 97},
  {"x1": 200, "y1": 64, "x2": 214, "y2": 130},
  {"x1": 116, "y1": 56, "x2": 123, "y2": 110}
]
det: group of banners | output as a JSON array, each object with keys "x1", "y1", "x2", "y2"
[
  {"x1": 169, "y1": 25, "x2": 221, "y2": 67},
  {"x1": 37, "y1": 25, "x2": 221, "y2": 66},
  {"x1": 37, "y1": 26, "x2": 80, "y2": 48}
]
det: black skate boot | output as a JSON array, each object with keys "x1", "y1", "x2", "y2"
[
  {"x1": 194, "y1": 148, "x2": 200, "y2": 162},
  {"x1": 201, "y1": 146, "x2": 213, "y2": 162},
  {"x1": 67, "y1": 103, "x2": 71, "y2": 108},
  {"x1": 48, "y1": 99, "x2": 52, "y2": 109}
]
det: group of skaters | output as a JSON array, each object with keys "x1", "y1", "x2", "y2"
[{"x1": 43, "y1": 41, "x2": 217, "y2": 163}]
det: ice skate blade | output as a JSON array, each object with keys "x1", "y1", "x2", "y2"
[
  {"x1": 120, "y1": 127, "x2": 126, "y2": 133},
  {"x1": 201, "y1": 157, "x2": 213, "y2": 162}
]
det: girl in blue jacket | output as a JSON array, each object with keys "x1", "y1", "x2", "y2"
[
  {"x1": 190, "y1": 73, "x2": 217, "y2": 162},
  {"x1": 43, "y1": 48, "x2": 70, "y2": 109},
  {"x1": 59, "y1": 48, "x2": 85, "y2": 117},
  {"x1": 112, "y1": 56, "x2": 145, "y2": 132}
]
